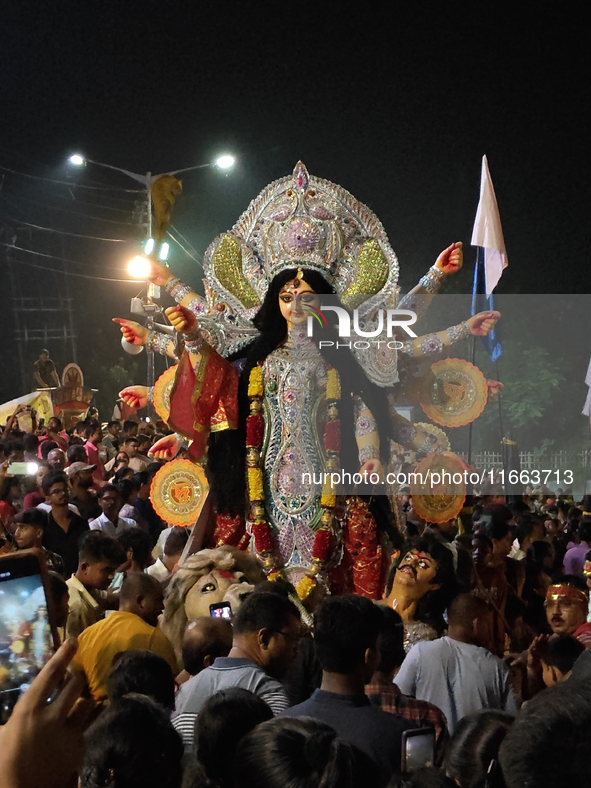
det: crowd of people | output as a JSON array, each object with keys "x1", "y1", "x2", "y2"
[{"x1": 0, "y1": 404, "x2": 591, "y2": 787}]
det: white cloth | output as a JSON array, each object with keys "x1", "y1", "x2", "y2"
[
  {"x1": 89, "y1": 512, "x2": 136, "y2": 538},
  {"x1": 154, "y1": 526, "x2": 174, "y2": 559},
  {"x1": 470, "y1": 155, "x2": 508, "y2": 295},
  {"x1": 394, "y1": 636, "x2": 518, "y2": 734},
  {"x1": 146, "y1": 557, "x2": 171, "y2": 584}
]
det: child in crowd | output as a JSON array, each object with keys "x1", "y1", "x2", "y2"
[
  {"x1": 65, "y1": 531, "x2": 125, "y2": 639},
  {"x1": 538, "y1": 634, "x2": 584, "y2": 687}
]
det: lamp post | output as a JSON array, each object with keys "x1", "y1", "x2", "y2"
[{"x1": 68, "y1": 153, "x2": 236, "y2": 419}]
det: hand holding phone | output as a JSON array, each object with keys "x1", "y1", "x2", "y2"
[
  {"x1": 0, "y1": 639, "x2": 93, "y2": 788},
  {"x1": 401, "y1": 728, "x2": 436, "y2": 773}
]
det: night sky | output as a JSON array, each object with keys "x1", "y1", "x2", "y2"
[{"x1": 0, "y1": 5, "x2": 588, "y2": 406}]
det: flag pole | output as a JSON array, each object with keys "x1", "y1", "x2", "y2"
[{"x1": 467, "y1": 247, "x2": 483, "y2": 466}]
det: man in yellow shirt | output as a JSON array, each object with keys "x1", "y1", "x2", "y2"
[{"x1": 71, "y1": 573, "x2": 177, "y2": 703}]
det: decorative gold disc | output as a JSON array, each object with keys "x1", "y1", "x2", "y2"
[
  {"x1": 410, "y1": 452, "x2": 467, "y2": 523},
  {"x1": 150, "y1": 459, "x2": 208, "y2": 526},
  {"x1": 413, "y1": 422, "x2": 451, "y2": 454},
  {"x1": 420, "y1": 358, "x2": 488, "y2": 428},
  {"x1": 153, "y1": 364, "x2": 178, "y2": 422}
]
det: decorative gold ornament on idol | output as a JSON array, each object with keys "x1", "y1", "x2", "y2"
[
  {"x1": 150, "y1": 459, "x2": 209, "y2": 526},
  {"x1": 320, "y1": 509, "x2": 334, "y2": 527},
  {"x1": 251, "y1": 502, "x2": 266, "y2": 520},
  {"x1": 410, "y1": 452, "x2": 467, "y2": 523},
  {"x1": 326, "y1": 455, "x2": 340, "y2": 472},
  {"x1": 420, "y1": 358, "x2": 488, "y2": 428},
  {"x1": 153, "y1": 364, "x2": 178, "y2": 422},
  {"x1": 246, "y1": 446, "x2": 261, "y2": 465},
  {"x1": 202, "y1": 161, "x2": 400, "y2": 318}
]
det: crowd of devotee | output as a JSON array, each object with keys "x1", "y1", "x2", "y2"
[{"x1": 0, "y1": 404, "x2": 590, "y2": 788}]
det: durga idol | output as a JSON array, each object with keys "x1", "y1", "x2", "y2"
[{"x1": 114, "y1": 162, "x2": 499, "y2": 602}]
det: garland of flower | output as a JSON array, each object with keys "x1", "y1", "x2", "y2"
[{"x1": 246, "y1": 363, "x2": 340, "y2": 600}]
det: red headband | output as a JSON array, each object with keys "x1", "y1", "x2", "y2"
[{"x1": 546, "y1": 584, "x2": 588, "y2": 606}]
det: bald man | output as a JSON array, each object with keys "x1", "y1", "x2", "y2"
[
  {"x1": 394, "y1": 594, "x2": 518, "y2": 733},
  {"x1": 71, "y1": 573, "x2": 177, "y2": 703},
  {"x1": 177, "y1": 617, "x2": 233, "y2": 685}
]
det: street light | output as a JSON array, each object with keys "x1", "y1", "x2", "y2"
[
  {"x1": 215, "y1": 154, "x2": 236, "y2": 170},
  {"x1": 128, "y1": 256, "x2": 152, "y2": 279},
  {"x1": 67, "y1": 151, "x2": 236, "y2": 414}
]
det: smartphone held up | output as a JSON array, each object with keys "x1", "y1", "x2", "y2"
[
  {"x1": 0, "y1": 550, "x2": 60, "y2": 723},
  {"x1": 210, "y1": 601, "x2": 232, "y2": 621}
]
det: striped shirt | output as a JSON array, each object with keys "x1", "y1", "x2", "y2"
[{"x1": 172, "y1": 657, "x2": 290, "y2": 751}]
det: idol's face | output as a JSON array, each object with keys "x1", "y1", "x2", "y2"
[
  {"x1": 395, "y1": 549, "x2": 441, "y2": 597},
  {"x1": 279, "y1": 280, "x2": 320, "y2": 329}
]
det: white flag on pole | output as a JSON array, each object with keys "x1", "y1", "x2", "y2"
[{"x1": 471, "y1": 155, "x2": 508, "y2": 295}]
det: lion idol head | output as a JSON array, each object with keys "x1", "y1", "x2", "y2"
[{"x1": 160, "y1": 545, "x2": 265, "y2": 664}]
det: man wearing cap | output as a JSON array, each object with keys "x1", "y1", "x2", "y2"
[
  {"x1": 545, "y1": 575, "x2": 591, "y2": 648},
  {"x1": 67, "y1": 462, "x2": 102, "y2": 522}
]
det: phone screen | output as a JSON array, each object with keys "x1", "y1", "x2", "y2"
[
  {"x1": 0, "y1": 559, "x2": 55, "y2": 723},
  {"x1": 7, "y1": 462, "x2": 39, "y2": 476},
  {"x1": 402, "y1": 729, "x2": 435, "y2": 772},
  {"x1": 210, "y1": 602, "x2": 232, "y2": 621}
]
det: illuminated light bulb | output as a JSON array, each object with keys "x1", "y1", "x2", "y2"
[
  {"x1": 69, "y1": 154, "x2": 85, "y2": 166},
  {"x1": 128, "y1": 255, "x2": 151, "y2": 279},
  {"x1": 215, "y1": 155, "x2": 235, "y2": 170}
]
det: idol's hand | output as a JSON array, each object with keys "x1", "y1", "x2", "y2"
[
  {"x1": 149, "y1": 433, "x2": 181, "y2": 460},
  {"x1": 112, "y1": 318, "x2": 150, "y2": 345},
  {"x1": 434, "y1": 242, "x2": 463, "y2": 275},
  {"x1": 165, "y1": 305, "x2": 197, "y2": 334},
  {"x1": 466, "y1": 310, "x2": 501, "y2": 336},
  {"x1": 359, "y1": 458, "x2": 384, "y2": 485},
  {"x1": 119, "y1": 386, "x2": 149, "y2": 410},
  {"x1": 486, "y1": 379, "x2": 504, "y2": 397},
  {"x1": 149, "y1": 259, "x2": 174, "y2": 287}
]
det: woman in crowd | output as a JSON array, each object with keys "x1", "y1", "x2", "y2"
[
  {"x1": 183, "y1": 688, "x2": 273, "y2": 788},
  {"x1": 444, "y1": 710, "x2": 514, "y2": 788},
  {"x1": 233, "y1": 717, "x2": 380, "y2": 788}
]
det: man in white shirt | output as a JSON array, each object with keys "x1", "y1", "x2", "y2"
[
  {"x1": 146, "y1": 526, "x2": 188, "y2": 588},
  {"x1": 89, "y1": 483, "x2": 136, "y2": 538},
  {"x1": 394, "y1": 593, "x2": 518, "y2": 733}
]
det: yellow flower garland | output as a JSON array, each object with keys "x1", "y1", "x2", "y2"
[{"x1": 248, "y1": 365, "x2": 264, "y2": 397}]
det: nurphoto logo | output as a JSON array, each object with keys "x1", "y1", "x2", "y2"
[{"x1": 304, "y1": 305, "x2": 418, "y2": 349}]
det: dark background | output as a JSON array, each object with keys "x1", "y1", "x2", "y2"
[{"x1": 0, "y1": 4, "x2": 588, "y2": 414}]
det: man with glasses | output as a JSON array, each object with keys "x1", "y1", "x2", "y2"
[
  {"x1": 41, "y1": 470, "x2": 90, "y2": 578},
  {"x1": 173, "y1": 590, "x2": 301, "y2": 752}
]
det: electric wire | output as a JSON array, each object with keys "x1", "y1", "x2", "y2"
[
  {"x1": 0, "y1": 240, "x2": 129, "y2": 271},
  {"x1": 4, "y1": 218, "x2": 131, "y2": 243},
  {"x1": 1, "y1": 255, "x2": 137, "y2": 283},
  {"x1": 0, "y1": 163, "x2": 143, "y2": 194}
]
